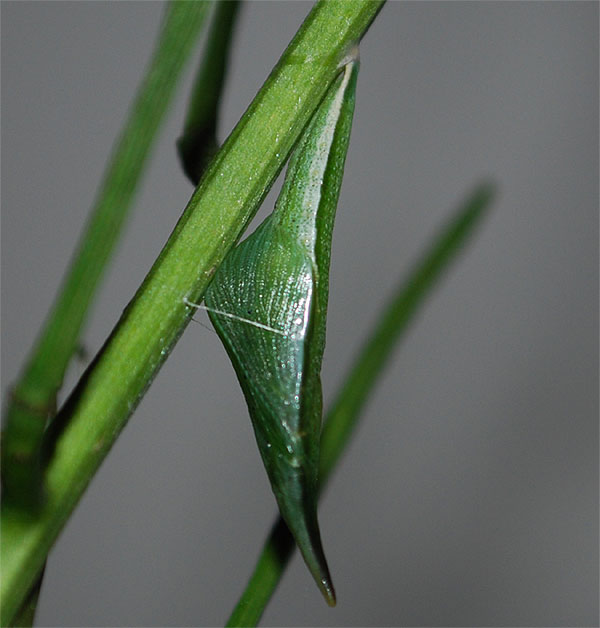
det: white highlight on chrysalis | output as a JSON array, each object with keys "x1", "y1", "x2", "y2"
[{"x1": 289, "y1": 60, "x2": 356, "y2": 256}]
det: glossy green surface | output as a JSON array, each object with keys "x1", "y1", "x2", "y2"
[{"x1": 205, "y1": 61, "x2": 359, "y2": 606}]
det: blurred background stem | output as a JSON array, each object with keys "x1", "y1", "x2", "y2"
[
  {"x1": 0, "y1": 3, "x2": 212, "y2": 626},
  {"x1": 1, "y1": 0, "x2": 212, "y2": 512},
  {"x1": 178, "y1": 0, "x2": 241, "y2": 185},
  {"x1": 226, "y1": 182, "x2": 495, "y2": 627}
]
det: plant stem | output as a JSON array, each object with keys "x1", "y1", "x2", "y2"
[
  {"x1": 0, "y1": 2, "x2": 384, "y2": 625},
  {"x1": 225, "y1": 182, "x2": 495, "y2": 627},
  {"x1": 319, "y1": 183, "x2": 495, "y2": 482},
  {"x1": 9, "y1": 567, "x2": 45, "y2": 628},
  {"x1": 1, "y1": 0, "x2": 211, "y2": 511},
  {"x1": 178, "y1": 0, "x2": 241, "y2": 184}
]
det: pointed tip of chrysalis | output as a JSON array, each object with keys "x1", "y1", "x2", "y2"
[
  {"x1": 276, "y1": 483, "x2": 337, "y2": 607},
  {"x1": 321, "y1": 575, "x2": 337, "y2": 607},
  {"x1": 304, "y1": 524, "x2": 336, "y2": 607},
  {"x1": 299, "y1": 523, "x2": 337, "y2": 608}
]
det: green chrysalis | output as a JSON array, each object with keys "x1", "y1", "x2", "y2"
[{"x1": 190, "y1": 55, "x2": 358, "y2": 605}]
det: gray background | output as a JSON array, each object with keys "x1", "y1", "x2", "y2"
[{"x1": 1, "y1": 1, "x2": 598, "y2": 626}]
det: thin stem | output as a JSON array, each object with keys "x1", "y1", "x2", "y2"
[
  {"x1": 1, "y1": 0, "x2": 211, "y2": 511},
  {"x1": 0, "y1": 2, "x2": 385, "y2": 625},
  {"x1": 9, "y1": 567, "x2": 45, "y2": 628},
  {"x1": 178, "y1": 0, "x2": 241, "y2": 184},
  {"x1": 225, "y1": 182, "x2": 495, "y2": 627},
  {"x1": 319, "y1": 183, "x2": 495, "y2": 482}
]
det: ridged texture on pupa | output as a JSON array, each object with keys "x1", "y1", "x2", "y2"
[{"x1": 205, "y1": 59, "x2": 359, "y2": 606}]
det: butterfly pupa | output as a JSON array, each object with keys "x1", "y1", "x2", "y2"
[{"x1": 199, "y1": 56, "x2": 359, "y2": 606}]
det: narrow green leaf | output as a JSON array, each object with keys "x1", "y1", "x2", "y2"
[
  {"x1": 1, "y1": 0, "x2": 211, "y2": 511},
  {"x1": 9, "y1": 567, "x2": 44, "y2": 628},
  {"x1": 202, "y1": 59, "x2": 359, "y2": 606},
  {"x1": 1, "y1": 4, "x2": 210, "y2": 623},
  {"x1": 320, "y1": 182, "x2": 495, "y2": 483},
  {"x1": 225, "y1": 182, "x2": 495, "y2": 627},
  {"x1": 178, "y1": 0, "x2": 241, "y2": 184}
]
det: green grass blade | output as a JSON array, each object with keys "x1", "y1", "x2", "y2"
[
  {"x1": 320, "y1": 182, "x2": 495, "y2": 482},
  {"x1": 1, "y1": 0, "x2": 211, "y2": 511},
  {"x1": 0, "y1": 2, "x2": 384, "y2": 625},
  {"x1": 9, "y1": 567, "x2": 44, "y2": 628},
  {"x1": 178, "y1": 0, "x2": 241, "y2": 184},
  {"x1": 225, "y1": 182, "x2": 495, "y2": 627},
  {"x1": 226, "y1": 519, "x2": 295, "y2": 628}
]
